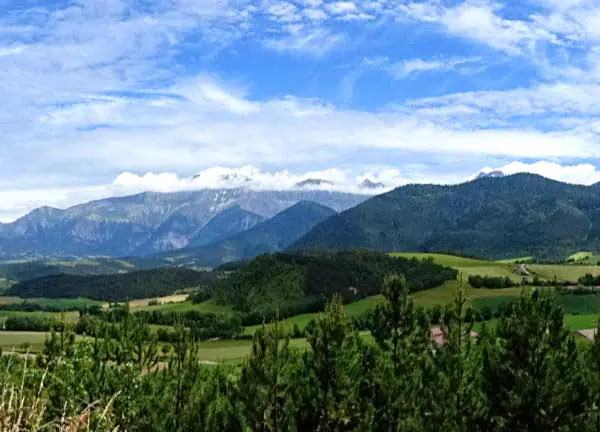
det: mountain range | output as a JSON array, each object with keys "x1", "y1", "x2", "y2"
[
  {"x1": 161, "y1": 201, "x2": 337, "y2": 267},
  {"x1": 293, "y1": 174, "x2": 600, "y2": 259},
  {"x1": 0, "y1": 189, "x2": 369, "y2": 259}
]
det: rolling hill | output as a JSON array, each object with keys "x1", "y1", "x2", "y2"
[{"x1": 293, "y1": 174, "x2": 600, "y2": 259}]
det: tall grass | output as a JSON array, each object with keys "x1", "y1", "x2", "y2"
[{"x1": 0, "y1": 354, "x2": 119, "y2": 431}]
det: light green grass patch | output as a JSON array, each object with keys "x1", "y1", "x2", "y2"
[
  {"x1": 138, "y1": 299, "x2": 233, "y2": 315},
  {"x1": 391, "y1": 253, "x2": 522, "y2": 283},
  {"x1": 528, "y1": 265, "x2": 600, "y2": 282},
  {"x1": 0, "y1": 331, "x2": 49, "y2": 352},
  {"x1": 563, "y1": 314, "x2": 600, "y2": 331},
  {"x1": 496, "y1": 257, "x2": 533, "y2": 264},
  {"x1": 411, "y1": 281, "x2": 523, "y2": 307},
  {"x1": 390, "y1": 253, "x2": 492, "y2": 268},
  {"x1": 567, "y1": 252, "x2": 593, "y2": 262}
]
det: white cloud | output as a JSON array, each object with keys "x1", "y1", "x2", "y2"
[
  {"x1": 385, "y1": 57, "x2": 481, "y2": 78},
  {"x1": 0, "y1": 46, "x2": 26, "y2": 57},
  {"x1": 5, "y1": 160, "x2": 600, "y2": 223},
  {"x1": 304, "y1": 9, "x2": 328, "y2": 20},
  {"x1": 326, "y1": 2, "x2": 358, "y2": 14},
  {"x1": 267, "y1": 2, "x2": 300, "y2": 22},
  {"x1": 477, "y1": 161, "x2": 600, "y2": 185},
  {"x1": 400, "y1": 0, "x2": 558, "y2": 55},
  {"x1": 264, "y1": 28, "x2": 345, "y2": 55}
]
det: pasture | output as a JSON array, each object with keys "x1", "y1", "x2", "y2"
[
  {"x1": 137, "y1": 299, "x2": 233, "y2": 315},
  {"x1": 528, "y1": 264, "x2": 600, "y2": 282},
  {"x1": 128, "y1": 294, "x2": 190, "y2": 309}
]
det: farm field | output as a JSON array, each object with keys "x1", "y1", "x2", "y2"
[
  {"x1": 0, "y1": 331, "x2": 49, "y2": 352},
  {"x1": 128, "y1": 294, "x2": 190, "y2": 309},
  {"x1": 392, "y1": 252, "x2": 522, "y2": 282},
  {"x1": 137, "y1": 299, "x2": 233, "y2": 315},
  {"x1": 564, "y1": 314, "x2": 600, "y2": 330},
  {"x1": 496, "y1": 257, "x2": 533, "y2": 264},
  {"x1": 528, "y1": 264, "x2": 600, "y2": 281}
]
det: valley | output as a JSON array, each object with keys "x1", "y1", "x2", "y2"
[{"x1": 3, "y1": 250, "x2": 600, "y2": 360}]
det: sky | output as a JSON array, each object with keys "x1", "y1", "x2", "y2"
[{"x1": 2, "y1": 0, "x2": 600, "y2": 221}]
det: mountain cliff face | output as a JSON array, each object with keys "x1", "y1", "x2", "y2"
[
  {"x1": 160, "y1": 201, "x2": 337, "y2": 267},
  {"x1": 292, "y1": 174, "x2": 600, "y2": 259},
  {"x1": 0, "y1": 189, "x2": 367, "y2": 258}
]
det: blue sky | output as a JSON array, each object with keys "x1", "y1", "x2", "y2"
[{"x1": 2, "y1": 0, "x2": 600, "y2": 220}]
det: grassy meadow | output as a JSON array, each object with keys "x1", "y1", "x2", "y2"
[{"x1": 135, "y1": 299, "x2": 233, "y2": 315}]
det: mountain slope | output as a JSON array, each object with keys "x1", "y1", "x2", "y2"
[
  {"x1": 293, "y1": 174, "x2": 600, "y2": 259},
  {"x1": 162, "y1": 201, "x2": 337, "y2": 267},
  {"x1": 0, "y1": 189, "x2": 368, "y2": 258},
  {"x1": 188, "y1": 206, "x2": 266, "y2": 248}
]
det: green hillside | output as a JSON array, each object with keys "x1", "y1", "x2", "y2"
[
  {"x1": 214, "y1": 251, "x2": 457, "y2": 318},
  {"x1": 292, "y1": 174, "x2": 600, "y2": 259}
]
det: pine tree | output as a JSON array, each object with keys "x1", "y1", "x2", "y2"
[
  {"x1": 429, "y1": 278, "x2": 486, "y2": 431},
  {"x1": 370, "y1": 274, "x2": 433, "y2": 430},
  {"x1": 482, "y1": 290, "x2": 591, "y2": 430},
  {"x1": 589, "y1": 319, "x2": 600, "y2": 432},
  {"x1": 297, "y1": 296, "x2": 368, "y2": 431},
  {"x1": 239, "y1": 319, "x2": 297, "y2": 431}
]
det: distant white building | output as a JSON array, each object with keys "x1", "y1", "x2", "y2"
[{"x1": 575, "y1": 329, "x2": 598, "y2": 341}]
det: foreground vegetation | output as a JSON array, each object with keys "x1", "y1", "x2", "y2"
[{"x1": 2, "y1": 277, "x2": 600, "y2": 431}]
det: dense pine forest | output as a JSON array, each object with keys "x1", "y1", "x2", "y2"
[{"x1": 2, "y1": 276, "x2": 600, "y2": 431}]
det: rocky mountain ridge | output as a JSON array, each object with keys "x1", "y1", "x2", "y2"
[{"x1": 0, "y1": 188, "x2": 369, "y2": 259}]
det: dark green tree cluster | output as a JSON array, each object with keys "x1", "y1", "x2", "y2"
[
  {"x1": 3, "y1": 277, "x2": 600, "y2": 431},
  {"x1": 580, "y1": 273, "x2": 600, "y2": 287},
  {"x1": 468, "y1": 275, "x2": 515, "y2": 289},
  {"x1": 7, "y1": 267, "x2": 218, "y2": 301},
  {"x1": 3, "y1": 315, "x2": 65, "y2": 332}
]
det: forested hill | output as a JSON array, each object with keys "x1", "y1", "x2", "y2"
[
  {"x1": 213, "y1": 251, "x2": 457, "y2": 317},
  {"x1": 292, "y1": 174, "x2": 600, "y2": 259},
  {"x1": 7, "y1": 268, "x2": 217, "y2": 301}
]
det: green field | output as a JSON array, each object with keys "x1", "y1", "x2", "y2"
[
  {"x1": 528, "y1": 264, "x2": 600, "y2": 281},
  {"x1": 567, "y1": 252, "x2": 593, "y2": 262},
  {"x1": 564, "y1": 314, "x2": 600, "y2": 330},
  {"x1": 0, "y1": 331, "x2": 48, "y2": 352},
  {"x1": 391, "y1": 253, "x2": 493, "y2": 268},
  {"x1": 496, "y1": 257, "x2": 533, "y2": 264},
  {"x1": 392, "y1": 253, "x2": 522, "y2": 282},
  {"x1": 137, "y1": 299, "x2": 233, "y2": 315}
]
